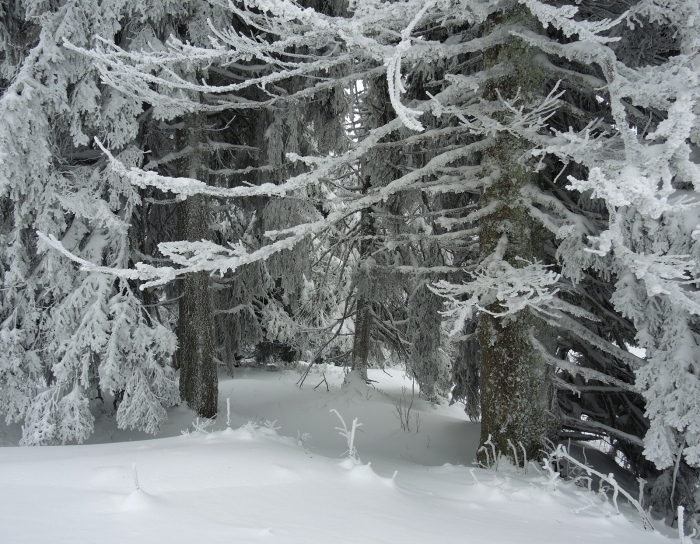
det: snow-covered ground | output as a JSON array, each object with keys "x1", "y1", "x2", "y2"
[{"x1": 0, "y1": 365, "x2": 676, "y2": 543}]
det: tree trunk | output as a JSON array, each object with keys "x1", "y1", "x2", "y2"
[
  {"x1": 350, "y1": 176, "x2": 376, "y2": 382},
  {"x1": 177, "y1": 113, "x2": 217, "y2": 418},
  {"x1": 476, "y1": 9, "x2": 558, "y2": 465},
  {"x1": 351, "y1": 294, "x2": 371, "y2": 381},
  {"x1": 476, "y1": 136, "x2": 557, "y2": 466}
]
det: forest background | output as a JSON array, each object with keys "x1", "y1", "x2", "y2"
[{"x1": 1, "y1": 0, "x2": 699, "y2": 532}]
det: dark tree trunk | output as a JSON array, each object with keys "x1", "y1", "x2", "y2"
[
  {"x1": 476, "y1": 136, "x2": 558, "y2": 466},
  {"x1": 351, "y1": 294, "x2": 371, "y2": 381},
  {"x1": 177, "y1": 113, "x2": 217, "y2": 418},
  {"x1": 350, "y1": 175, "x2": 376, "y2": 382},
  {"x1": 476, "y1": 9, "x2": 558, "y2": 465}
]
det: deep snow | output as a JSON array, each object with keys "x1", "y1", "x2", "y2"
[{"x1": 0, "y1": 365, "x2": 679, "y2": 543}]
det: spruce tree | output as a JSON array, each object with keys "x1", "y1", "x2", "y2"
[{"x1": 0, "y1": 0, "x2": 181, "y2": 444}]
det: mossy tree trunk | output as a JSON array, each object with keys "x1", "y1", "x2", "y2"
[
  {"x1": 476, "y1": 155, "x2": 557, "y2": 464},
  {"x1": 476, "y1": 10, "x2": 558, "y2": 466}
]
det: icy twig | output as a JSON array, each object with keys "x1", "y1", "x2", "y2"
[
  {"x1": 392, "y1": 385, "x2": 416, "y2": 432},
  {"x1": 608, "y1": 473, "x2": 620, "y2": 514},
  {"x1": 262, "y1": 420, "x2": 280, "y2": 432},
  {"x1": 519, "y1": 442, "x2": 528, "y2": 473},
  {"x1": 637, "y1": 477, "x2": 646, "y2": 509},
  {"x1": 477, "y1": 445, "x2": 491, "y2": 468},
  {"x1": 572, "y1": 491, "x2": 606, "y2": 515},
  {"x1": 543, "y1": 459, "x2": 560, "y2": 491},
  {"x1": 485, "y1": 435, "x2": 498, "y2": 470},
  {"x1": 191, "y1": 417, "x2": 216, "y2": 433},
  {"x1": 550, "y1": 445, "x2": 654, "y2": 530},
  {"x1": 469, "y1": 468, "x2": 480, "y2": 485},
  {"x1": 507, "y1": 439, "x2": 520, "y2": 468},
  {"x1": 330, "y1": 409, "x2": 362, "y2": 463}
]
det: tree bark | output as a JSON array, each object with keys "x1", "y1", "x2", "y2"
[
  {"x1": 476, "y1": 8, "x2": 558, "y2": 465},
  {"x1": 350, "y1": 173, "x2": 376, "y2": 382},
  {"x1": 476, "y1": 135, "x2": 557, "y2": 466},
  {"x1": 351, "y1": 293, "x2": 371, "y2": 382},
  {"x1": 177, "y1": 113, "x2": 217, "y2": 418}
]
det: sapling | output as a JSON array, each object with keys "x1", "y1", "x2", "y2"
[{"x1": 392, "y1": 386, "x2": 415, "y2": 432}]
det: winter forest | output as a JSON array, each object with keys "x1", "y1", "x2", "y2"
[{"x1": 1, "y1": 0, "x2": 699, "y2": 540}]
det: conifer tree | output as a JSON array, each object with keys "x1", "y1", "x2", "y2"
[
  {"x1": 30, "y1": 5, "x2": 700, "y2": 523},
  {"x1": 0, "y1": 0, "x2": 181, "y2": 444},
  {"x1": 60, "y1": 0, "x2": 356, "y2": 411}
]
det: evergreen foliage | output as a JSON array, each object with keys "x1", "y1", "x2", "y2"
[
  {"x1": 1, "y1": 0, "x2": 699, "y2": 526},
  {"x1": 0, "y1": 0, "x2": 179, "y2": 444}
]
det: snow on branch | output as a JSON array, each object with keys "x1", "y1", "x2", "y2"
[
  {"x1": 429, "y1": 79, "x2": 566, "y2": 146},
  {"x1": 433, "y1": 250, "x2": 562, "y2": 337},
  {"x1": 385, "y1": 0, "x2": 436, "y2": 132},
  {"x1": 534, "y1": 309, "x2": 645, "y2": 369},
  {"x1": 37, "y1": 232, "x2": 145, "y2": 281},
  {"x1": 95, "y1": 138, "x2": 290, "y2": 199},
  {"x1": 496, "y1": 80, "x2": 565, "y2": 136},
  {"x1": 49, "y1": 127, "x2": 490, "y2": 288},
  {"x1": 519, "y1": 0, "x2": 627, "y2": 44},
  {"x1": 559, "y1": 416, "x2": 645, "y2": 447},
  {"x1": 64, "y1": 13, "x2": 354, "y2": 116},
  {"x1": 529, "y1": 331, "x2": 638, "y2": 392}
]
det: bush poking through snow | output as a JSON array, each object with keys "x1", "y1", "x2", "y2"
[
  {"x1": 330, "y1": 409, "x2": 362, "y2": 465},
  {"x1": 262, "y1": 420, "x2": 281, "y2": 432},
  {"x1": 392, "y1": 385, "x2": 420, "y2": 432},
  {"x1": 546, "y1": 444, "x2": 655, "y2": 531},
  {"x1": 297, "y1": 432, "x2": 312, "y2": 450},
  {"x1": 181, "y1": 417, "x2": 216, "y2": 435}
]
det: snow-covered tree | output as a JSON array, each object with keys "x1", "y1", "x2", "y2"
[
  {"x1": 546, "y1": 0, "x2": 700, "y2": 515},
  {"x1": 65, "y1": 0, "x2": 355, "y2": 402},
  {"x1": 31, "y1": 3, "x2": 700, "y2": 521},
  {"x1": 65, "y1": 0, "x2": 565, "y2": 460},
  {"x1": 0, "y1": 0, "x2": 182, "y2": 444}
]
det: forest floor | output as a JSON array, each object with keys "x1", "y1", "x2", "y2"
[{"x1": 0, "y1": 364, "x2": 679, "y2": 543}]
